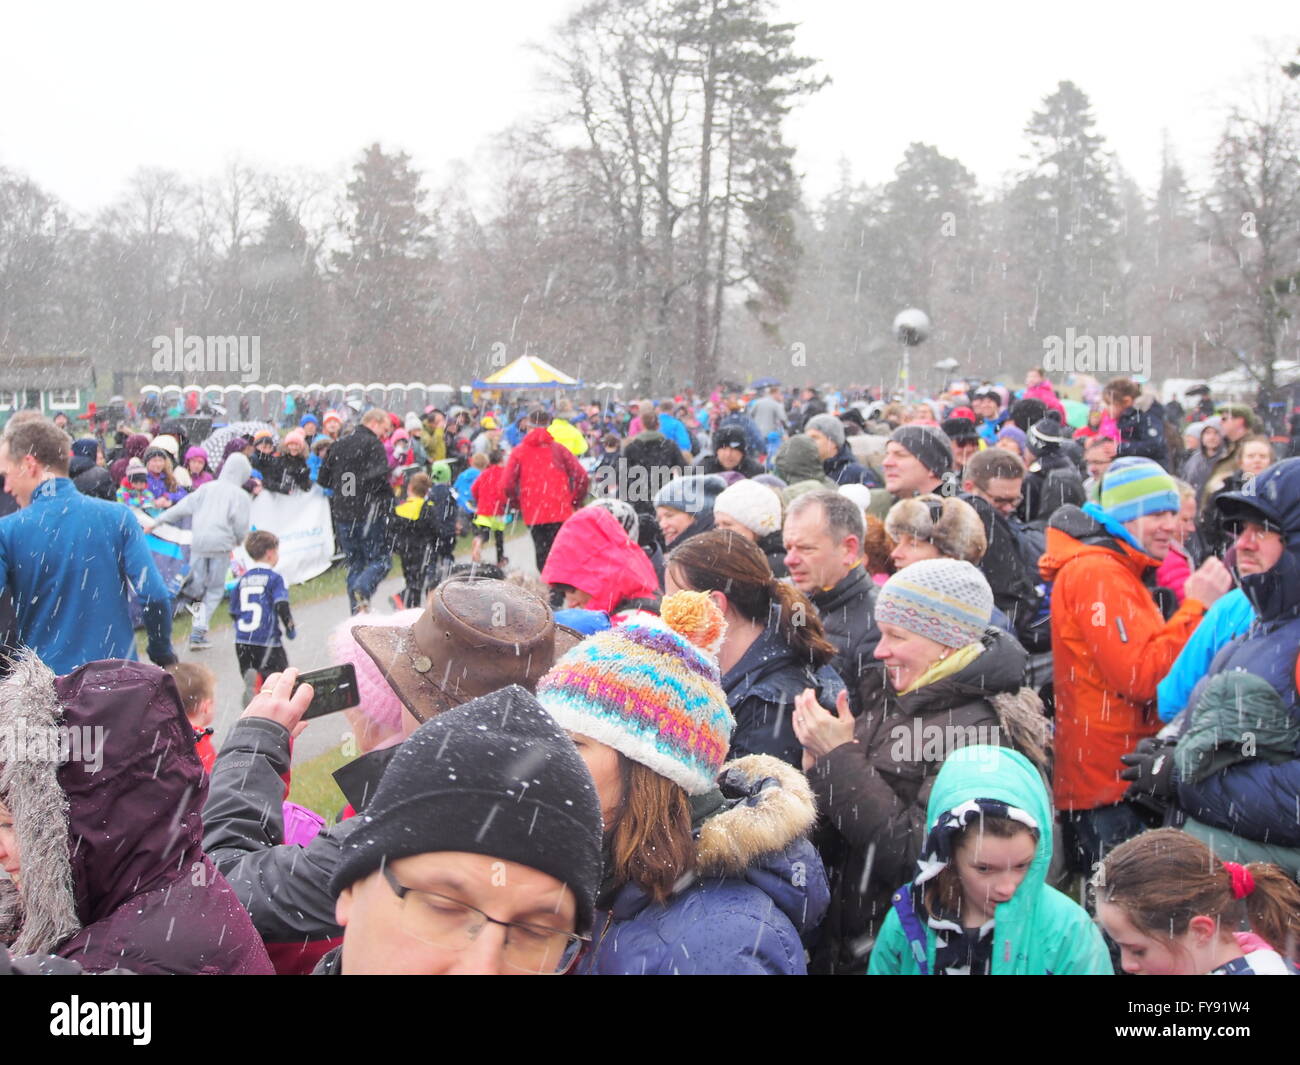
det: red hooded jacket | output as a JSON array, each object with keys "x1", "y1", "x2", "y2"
[
  {"x1": 541, "y1": 507, "x2": 659, "y2": 613},
  {"x1": 503, "y1": 427, "x2": 589, "y2": 525}
]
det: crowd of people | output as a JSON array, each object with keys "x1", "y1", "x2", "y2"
[{"x1": 1, "y1": 367, "x2": 1300, "y2": 976}]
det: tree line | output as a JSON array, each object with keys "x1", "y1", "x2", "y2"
[{"x1": 0, "y1": 0, "x2": 1297, "y2": 398}]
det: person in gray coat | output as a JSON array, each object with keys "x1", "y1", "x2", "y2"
[{"x1": 147, "y1": 452, "x2": 252, "y2": 650}]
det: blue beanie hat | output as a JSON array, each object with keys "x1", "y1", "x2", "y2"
[
  {"x1": 1100, "y1": 457, "x2": 1180, "y2": 523},
  {"x1": 653, "y1": 474, "x2": 726, "y2": 515},
  {"x1": 300, "y1": 414, "x2": 319, "y2": 429}
]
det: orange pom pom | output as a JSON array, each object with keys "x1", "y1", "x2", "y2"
[{"x1": 660, "y1": 590, "x2": 727, "y2": 657}]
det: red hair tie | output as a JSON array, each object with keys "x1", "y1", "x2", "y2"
[{"x1": 1223, "y1": 861, "x2": 1255, "y2": 899}]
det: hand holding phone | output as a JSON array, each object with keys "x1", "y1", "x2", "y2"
[{"x1": 292, "y1": 664, "x2": 361, "y2": 720}]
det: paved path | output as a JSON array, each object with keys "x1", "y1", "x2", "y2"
[{"x1": 204, "y1": 532, "x2": 541, "y2": 764}]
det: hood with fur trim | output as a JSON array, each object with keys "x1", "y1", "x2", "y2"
[
  {"x1": 0, "y1": 652, "x2": 206, "y2": 955},
  {"x1": 580, "y1": 753, "x2": 828, "y2": 973},
  {"x1": 0, "y1": 652, "x2": 273, "y2": 973}
]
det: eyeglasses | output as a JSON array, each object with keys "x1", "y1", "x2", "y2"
[
  {"x1": 381, "y1": 865, "x2": 588, "y2": 974},
  {"x1": 989, "y1": 493, "x2": 1023, "y2": 508}
]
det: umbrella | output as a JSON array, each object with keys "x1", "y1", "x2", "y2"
[
  {"x1": 751, "y1": 376, "x2": 781, "y2": 389},
  {"x1": 200, "y1": 421, "x2": 277, "y2": 461}
]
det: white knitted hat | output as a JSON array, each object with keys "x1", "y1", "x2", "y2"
[{"x1": 714, "y1": 479, "x2": 782, "y2": 537}]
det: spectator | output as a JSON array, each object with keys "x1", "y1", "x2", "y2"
[
  {"x1": 502, "y1": 408, "x2": 590, "y2": 573},
  {"x1": 666, "y1": 530, "x2": 844, "y2": 768},
  {"x1": 0, "y1": 651, "x2": 271, "y2": 973},
  {"x1": 0, "y1": 419, "x2": 176, "y2": 672},
  {"x1": 653, "y1": 474, "x2": 726, "y2": 549},
  {"x1": 321, "y1": 686, "x2": 603, "y2": 974},
  {"x1": 971, "y1": 386, "x2": 1008, "y2": 445},
  {"x1": 1149, "y1": 459, "x2": 1300, "y2": 875},
  {"x1": 793, "y1": 559, "x2": 1049, "y2": 973},
  {"x1": 540, "y1": 505, "x2": 659, "y2": 620},
  {"x1": 1103, "y1": 378, "x2": 1169, "y2": 469},
  {"x1": 806, "y1": 413, "x2": 877, "y2": 487},
  {"x1": 149, "y1": 452, "x2": 253, "y2": 650},
  {"x1": 783, "y1": 490, "x2": 879, "y2": 699},
  {"x1": 866, "y1": 425, "x2": 954, "y2": 520},
  {"x1": 317, "y1": 409, "x2": 395, "y2": 615},
  {"x1": 699, "y1": 424, "x2": 762, "y2": 479},
  {"x1": 1095, "y1": 829, "x2": 1300, "y2": 974},
  {"x1": 203, "y1": 578, "x2": 576, "y2": 974},
  {"x1": 537, "y1": 591, "x2": 829, "y2": 974},
  {"x1": 868, "y1": 746, "x2": 1111, "y2": 975},
  {"x1": 167, "y1": 661, "x2": 218, "y2": 773},
  {"x1": 1039, "y1": 457, "x2": 1232, "y2": 874},
  {"x1": 712, "y1": 478, "x2": 787, "y2": 576}
]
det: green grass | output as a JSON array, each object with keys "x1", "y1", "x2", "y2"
[{"x1": 286, "y1": 743, "x2": 355, "y2": 822}]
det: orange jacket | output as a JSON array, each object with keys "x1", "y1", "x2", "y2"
[{"x1": 1039, "y1": 507, "x2": 1206, "y2": 811}]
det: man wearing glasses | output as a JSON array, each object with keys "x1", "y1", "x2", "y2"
[
  {"x1": 321, "y1": 685, "x2": 602, "y2": 975},
  {"x1": 1126, "y1": 458, "x2": 1300, "y2": 873}
]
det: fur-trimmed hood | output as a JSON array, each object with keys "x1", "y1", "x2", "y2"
[
  {"x1": 582, "y1": 753, "x2": 829, "y2": 972},
  {"x1": 696, "y1": 754, "x2": 817, "y2": 876},
  {"x1": 0, "y1": 651, "x2": 207, "y2": 958}
]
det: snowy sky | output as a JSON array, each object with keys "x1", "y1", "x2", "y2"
[{"x1": 3, "y1": 0, "x2": 1295, "y2": 216}]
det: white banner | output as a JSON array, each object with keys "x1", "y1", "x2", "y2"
[{"x1": 234, "y1": 486, "x2": 336, "y2": 586}]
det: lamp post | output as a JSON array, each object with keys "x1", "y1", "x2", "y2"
[{"x1": 892, "y1": 309, "x2": 931, "y2": 398}]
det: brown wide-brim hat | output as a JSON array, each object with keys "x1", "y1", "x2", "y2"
[{"x1": 351, "y1": 577, "x2": 579, "y2": 723}]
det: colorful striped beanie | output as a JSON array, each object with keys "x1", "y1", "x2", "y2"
[
  {"x1": 875, "y1": 558, "x2": 993, "y2": 649},
  {"x1": 536, "y1": 591, "x2": 735, "y2": 795},
  {"x1": 1100, "y1": 457, "x2": 1179, "y2": 524}
]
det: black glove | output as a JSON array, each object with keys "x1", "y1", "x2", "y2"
[{"x1": 1120, "y1": 737, "x2": 1178, "y2": 800}]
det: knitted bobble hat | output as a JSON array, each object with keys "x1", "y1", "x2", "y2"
[
  {"x1": 714, "y1": 479, "x2": 782, "y2": 536},
  {"x1": 875, "y1": 558, "x2": 993, "y2": 649},
  {"x1": 536, "y1": 591, "x2": 735, "y2": 795}
]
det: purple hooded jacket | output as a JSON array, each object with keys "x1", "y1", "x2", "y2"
[{"x1": 0, "y1": 653, "x2": 273, "y2": 974}]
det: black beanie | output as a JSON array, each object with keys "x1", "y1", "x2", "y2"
[
  {"x1": 1027, "y1": 414, "x2": 1068, "y2": 457},
  {"x1": 890, "y1": 424, "x2": 954, "y2": 477},
  {"x1": 330, "y1": 685, "x2": 604, "y2": 933}
]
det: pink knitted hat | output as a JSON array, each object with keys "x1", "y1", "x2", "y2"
[{"x1": 328, "y1": 610, "x2": 425, "y2": 735}]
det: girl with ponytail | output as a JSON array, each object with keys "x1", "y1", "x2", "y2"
[
  {"x1": 665, "y1": 529, "x2": 845, "y2": 768},
  {"x1": 1095, "y1": 828, "x2": 1300, "y2": 975}
]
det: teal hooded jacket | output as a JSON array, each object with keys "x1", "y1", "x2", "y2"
[{"x1": 869, "y1": 746, "x2": 1113, "y2": 975}]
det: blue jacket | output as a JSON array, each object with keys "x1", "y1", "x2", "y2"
[
  {"x1": 722, "y1": 626, "x2": 845, "y2": 768},
  {"x1": 658, "y1": 413, "x2": 693, "y2": 455},
  {"x1": 577, "y1": 755, "x2": 829, "y2": 974},
  {"x1": 976, "y1": 411, "x2": 1008, "y2": 445},
  {"x1": 1176, "y1": 459, "x2": 1300, "y2": 847},
  {"x1": 1157, "y1": 588, "x2": 1255, "y2": 722},
  {"x1": 0, "y1": 478, "x2": 175, "y2": 672},
  {"x1": 717, "y1": 412, "x2": 765, "y2": 457}
]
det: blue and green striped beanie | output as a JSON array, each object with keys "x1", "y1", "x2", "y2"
[{"x1": 1100, "y1": 457, "x2": 1179, "y2": 523}]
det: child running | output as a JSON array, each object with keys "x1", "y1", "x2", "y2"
[
  {"x1": 231, "y1": 530, "x2": 296, "y2": 695},
  {"x1": 870, "y1": 745, "x2": 1113, "y2": 975},
  {"x1": 1094, "y1": 828, "x2": 1300, "y2": 975}
]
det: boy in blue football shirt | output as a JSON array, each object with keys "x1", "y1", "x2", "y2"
[{"x1": 231, "y1": 530, "x2": 296, "y2": 692}]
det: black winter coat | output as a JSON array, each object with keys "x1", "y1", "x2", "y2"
[
  {"x1": 807, "y1": 627, "x2": 1046, "y2": 974},
  {"x1": 317, "y1": 425, "x2": 392, "y2": 524},
  {"x1": 810, "y1": 566, "x2": 880, "y2": 705}
]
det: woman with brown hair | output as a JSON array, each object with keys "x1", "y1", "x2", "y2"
[
  {"x1": 1095, "y1": 828, "x2": 1300, "y2": 975},
  {"x1": 537, "y1": 591, "x2": 829, "y2": 974},
  {"x1": 665, "y1": 529, "x2": 845, "y2": 768}
]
